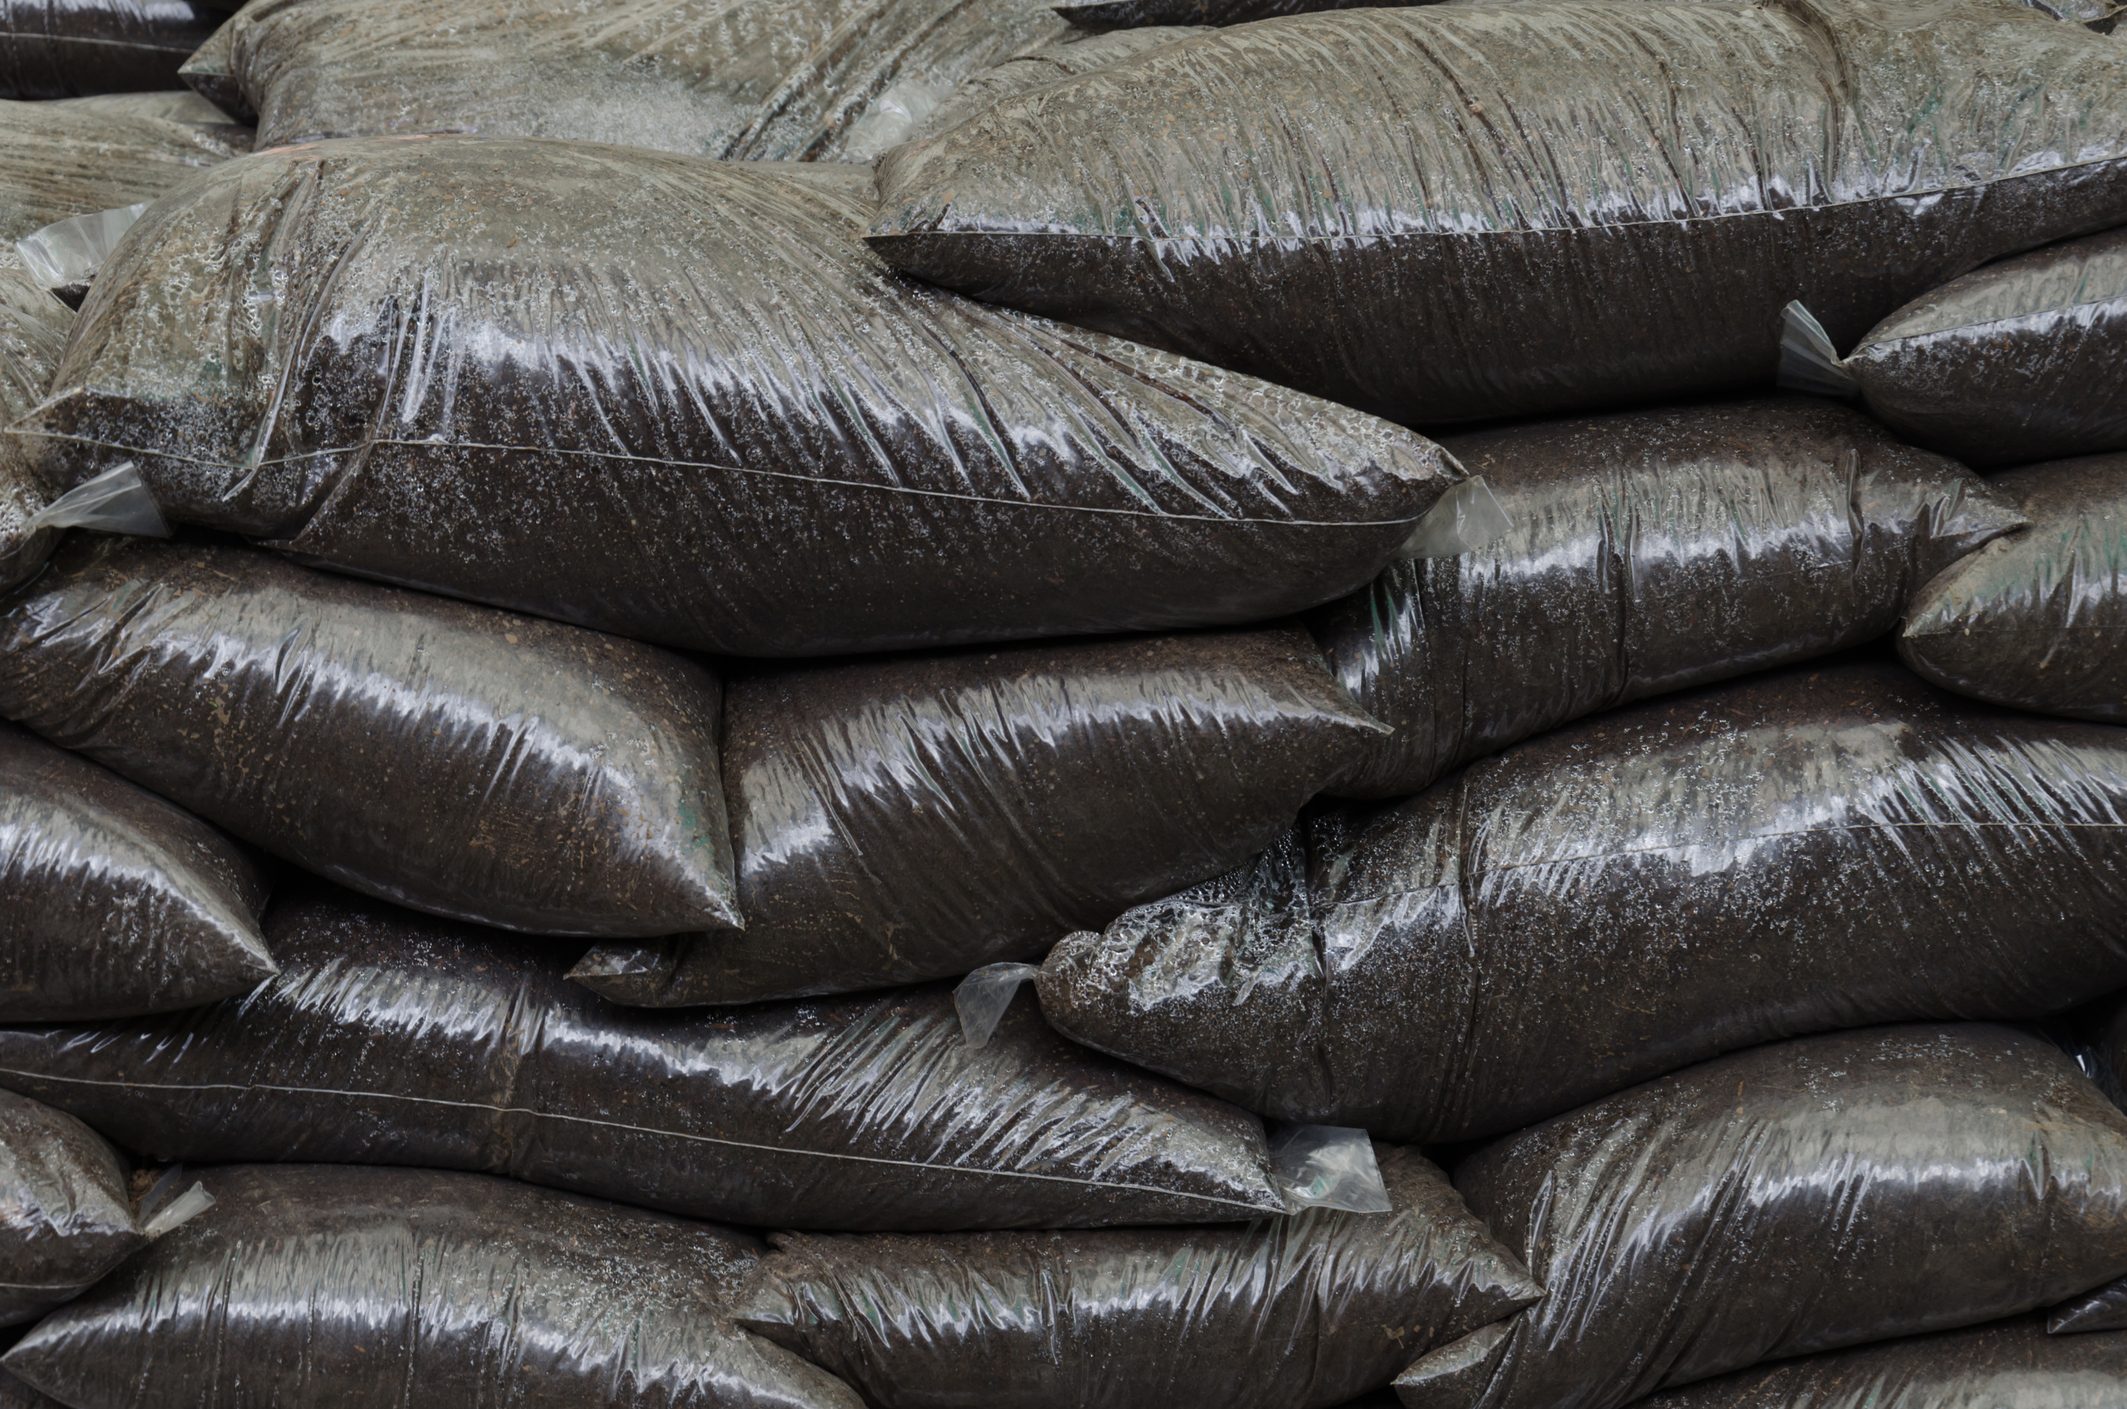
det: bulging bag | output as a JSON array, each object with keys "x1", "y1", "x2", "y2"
[
  {"x1": 2, "y1": 1164, "x2": 864, "y2": 1409},
  {"x1": 0, "y1": 93, "x2": 244, "y2": 243},
  {"x1": 574, "y1": 628, "x2": 1386, "y2": 1007},
  {"x1": 0, "y1": 537, "x2": 737, "y2": 938},
  {"x1": 0, "y1": 1089, "x2": 147, "y2": 1326},
  {"x1": 19, "y1": 137, "x2": 1455, "y2": 656},
  {"x1": 1395, "y1": 1025, "x2": 2127, "y2": 1409},
  {"x1": 908, "y1": 26, "x2": 1208, "y2": 141},
  {"x1": 1782, "y1": 226, "x2": 2127, "y2": 467},
  {"x1": 0, "y1": 257, "x2": 72, "y2": 591},
  {"x1": 0, "y1": 0, "x2": 218, "y2": 99},
  {"x1": 0, "y1": 722, "x2": 271, "y2": 1020},
  {"x1": 1310, "y1": 399, "x2": 2021, "y2": 798},
  {"x1": 1036, "y1": 662, "x2": 2127, "y2": 1143},
  {"x1": 0, "y1": 884, "x2": 1289, "y2": 1230},
  {"x1": 734, "y1": 1144, "x2": 1542, "y2": 1409},
  {"x1": 871, "y1": 0, "x2": 2127, "y2": 425},
  {"x1": 1901, "y1": 455, "x2": 2127, "y2": 722},
  {"x1": 1634, "y1": 1317, "x2": 2127, "y2": 1409}
]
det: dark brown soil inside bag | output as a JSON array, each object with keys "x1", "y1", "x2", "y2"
[
  {"x1": 0, "y1": 884, "x2": 1286, "y2": 1230},
  {"x1": 0, "y1": 1088, "x2": 139, "y2": 1327},
  {"x1": 0, "y1": 0, "x2": 218, "y2": 98},
  {"x1": 734, "y1": 1144, "x2": 1540, "y2": 1409},
  {"x1": 1901, "y1": 455, "x2": 2127, "y2": 722},
  {"x1": 1636, "y1": 1317, "x2": 2127, "y2": 1409},
  {"x1": 0, "y1": 92, "x2": 244, "y2": 243},
  {"x1": 1802, "y1": 227, "x2": 2127, "y2": 467},
  {"x1": 1311, "y1": 399, "x2": 2021, "y2": 798},
  {"x1": 20, "y1": 137, "x2": 1452, "y2": 656},
  {"x1": 1393, "y1": 1024, "x2": 2127, "y2": 1409},
  {"x1": 1039, "y1": 662, "x2": 2127, "y2": 1143},
  {"x1": 1056, "y1": 0, "x2": 1389, "y2": 26},
  {"x1": 574, "y1": 628, "x2": 1384, "y2": 1006},
  {"x1": 871, "y1": 0, "x2": 2127, "y2": 425},
  {"x1": 0, "y1": 258, "x2": 71, "y2": 592},
  {"x1": 0, "y1": 537, "x2": 737, "y2": 938},
  {"x1": 0, "y1": 722, "x2": 270, "y2": 1021},
  {"x1": 2048, "y1": 991, "x2": 2127, "y2": 1334},
  {"x1": 1, "y1": 1164, "x2": 865, "y2": 1409}
]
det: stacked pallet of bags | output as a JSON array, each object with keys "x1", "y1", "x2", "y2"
[{"x1": 0, "y1": 0, "x2": 2125, "y2": 1405}]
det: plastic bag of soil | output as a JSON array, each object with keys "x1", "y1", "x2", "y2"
[
  {"x1": 0, "y1": 537, "x2": 737, "y2": 938},
  {"x1": 1310, "y1": 399, "x2": 2020, "y2": 798},
  {"x1": 1032, "y1": 661, "x2": 2127, "y2": 1144},
  {"x1": 0, "y1": 883, "x2": 1292, "y2": 1230},
  {"x1": 1782, "y1": 227, "x2": 2127, "y2": 467},
  {"x1": 1060, "y1": 0, "x2": 2124, "y2": 27},
  {"x1": 572, "y1": 628, "x2": 1386, "y2": 1007},
  {"x1": 0, "y1": 93, "x2": 243, "y2": 244},
  {"x1": 0, "y1": 1088, "x2": 159, "y2": 1326},
  {"x1": 2, "y1": 1164, "x2": 864, "y2": 1409},
  {"x1": 0, "y1": 722, "x2": 271, "y2": 1020},
  {"x1": 201, "y1": 0, "x2": 1073, "y2": 159},
  {"x1": 0, "y1": 0, "x2": 219, "y2": 98},
  {"x1": 1393, "y1": 1024, "x2": 2127, "y2": 1409},
  {"x1": 1632, "y1": 1317, "x2": 2127, "y2": 1409},
  {"x1": 908, "y1": 25, "x2": 1208, "y2": 140},
  {"x1": 2047, "y1": 991, "x2": 2127, "y2": 1334},
  {"x1": 872, "y1": 0, "x2": 2127, "y2": 426},
  {"x1": 22, "y1": 137, "x2": 1455, "y2": 657},
  {"x1": 0, "y1": 257, "x2": 71, "y2": 592},
  {"x1": 1900, "y1": 455, "x2": 2127, "y2": 721},
  {"x1": 734, "y1": 1143, "x2": 1540, "y2": 1409}
]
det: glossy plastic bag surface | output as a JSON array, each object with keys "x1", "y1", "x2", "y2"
[
  {"x1": 1039, "y1": 663, "x2": 2127, "y2": 1142},
  {"x1": 0, "y1": 0, "x2": 217, "y2": 98},
  {"x1": 24, "y1": 136, "x2": 1453, "y2": 656},
  {"x1": 0, "y1": 722, "x2": 270, "y2": 1021},
  {"x1": 1311, "y1": 399, "x2": 2021, "y2": 798},
  {"x1": 0, "y1": 93, "x2": 242, "y2": 243},
  {"x1": 574, "y1": 628, "x2": 1384, "y2": 1006},
  {"x1": 0, "y1": 1088, "x2": 139, "y2": 1327},
  {"x1": 1901, "y1": 455, "x2": 2127, "y2": 722},
  {"x1": 2051, "y1": 992, "x2": 2127, "y2": 1334},
  {"x1": 0, "y1": 257, "x2": 69, "y2": 592},
  {"x1": 1395, "y1": 1025, "x2": 2127, "y2": 1409},
  {"x1": 872, "y1": 0, "x2": 2127, "y2": 425},
  {"x1": 908, "y1": 25, "x2": 1207, "y2": 140},
  {"x1": 2, "y1": 1164, "x2": 864, "y2": 1409},
  {"x1": 0, "y1": 885, "x2": 1287, "y2": 1230},
  {"x1": 735, "y1": 1144, "x2": 1541, "y2": 1409},
  {"x1": 0, "y1": 538, "x2": 736, "y2": 937}
]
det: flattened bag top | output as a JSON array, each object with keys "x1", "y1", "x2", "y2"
[
  {"x1": 870, "y1": 0, "x2": 2127, "y2": 425},
  {"x1": 0, "y1": 1088, "x2": 143, "y2": 1327},
  {"x1": 0, "y1": 537, "x2": 738, "y2": 938},
  {"x1": 1901, "y1": 455, "x2": 2127, "y2": 722},
  {"x1": 733, "y1": 1144, "x2": 1541, "y2": 1409},
  {"x1": 0, "y1": 884, "x2": 1288, "y2": 1231},
  {"x1": 0, "y1": 0, "x2": 220, "y2": 99},
  {"x1": 1395, "y1": 1025, "x2": 2127, "y2": 1409},
  {"x1": 24, "y1": 137, "x2": 1453, "y2": 656},
  {"x1": 0, "y1": 92, "x2": 244, "y2": 243},
  {"x1": 573, "y1": 627, "x2": 1385, "y2": 1007},
  {"x1": 213, "y1": 0, "x2": 1069, "y2": 160},
  {"x1": 1, "y1": 1165, "x2": 865, "y2": 1409},
  {"x1": 1036, "y1": 662, "x2": 2127, "y2": 1142},
  {"x1": 1309, "y1": 398, "x2": 2021, "y2": 798}
]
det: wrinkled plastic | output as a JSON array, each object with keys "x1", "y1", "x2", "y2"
[
  {"x1": 1902, "y1": 456, "x2": 2127, "y2": 721},
  {"x1": 26, "y1": 137, "x2": 1453, "y2": 656},
  {"x1": 1061, "y1": 0, "x2": 2125, "y2": 26},
  {"x1": 1267, "y1": 1123, "x2": 1390, "y2": 1214},
  {"x1": 1309, "y1": 399, "x2": 2020, "y2": 798},
  {"x1": 2, "y1": 1165, "x2": 864, "y2": 1409},
  {"x1": 0, "y1": 0, "x2": 218, "y2": 98},
  {"x1": 872, "y1": 0, "x2": 2127, "y2": 426},
  {"x1": 908, "y1": 25, "x2": 1208, "y2": 141},
  {"x1": 0, "y1": 1088, "x2": 140, "y2": 1327},
  {"x1": 1637, "y1": 1317, "x2": 2127, "y2": 1408},
  {"x1": 0, "y1": 721, "x2": 271, "y2": 1022},
  {"x1": 0, "y1": 537, "x2": 737, "y2": 938},
  {"x1": 0, "y1": 884, "x2": 1288, "y2": 1230},
  {"x1": 735, "y1": 1145, "x2": 1539, "y2": 1409},
  {"x1": 571, "y1": 628, "x2": 1386, "y2": 1006},
  {"x1": 13, "y1": 203, "x2": 143, "y2": 300},
  {"x1": 1039, "y1": 662, "x2": 2127, "y2": 1143},
  {"x1": 1788, "y1": 227, "x2": 2127, "y2": 466},
  {"x1": 0, "y1": 256, "x2": 69, "y2": 593},
  {"x1": 1394, "y1": 1025, "x2": 2127, "y2": 1409},
  {"x1": 956, "y1": 962, "x2": 1042, "y2": 1047},
  {"x1": 208, "y1": 0, "x2": 1066, "y2": 159},
  {"x1": 0, "y1": 94, "x2": 243, "y2": 244},
  {"x1": 2050, "y1": 992, "x2": 2127, "y2": 1334},
  {"x1": 19, "y1": 462, "x2": 166, "y2": 539}
]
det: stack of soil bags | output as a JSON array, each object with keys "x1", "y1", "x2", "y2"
[
  {"x1": 871, "y1": 0, "x2": 2127, "y2": 424},
  {"x1": 0, "y1": 0, "x2": 219, "y2": 98}
]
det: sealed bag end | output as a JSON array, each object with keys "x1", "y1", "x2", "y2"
[
  {"x1": 1270, "y1": 1123, "x2": 1392, "y2": 1214},
  {"x1": 953, "y1": 962, "x2": 1045, "y2": 1048},
  {"x1": 136, "y1": 1170, "x2": 216, "y2": 1241},
  {"x1": 26, "y1": 462, "x2": 171, "y2": 541},
  {"x1": 566, "y1": 940, "x2": 681, "y2": 1000},
  {"x1": 1392, "y1": 1319, "x2": 1516, "y2": 1409},
  {"x1": 15, "y1": 205, "x2": 150, "y2": 303},
  {"x1": 1777, "y1": 301, "x2": 1861, "y2": 399},
  {"x1": 1397, "y1": 474, "x2": 1512, "y2": 560}
]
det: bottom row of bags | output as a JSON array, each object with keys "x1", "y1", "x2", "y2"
[{"x1": 0, "y1": 1021, "x2": 2124, "y2": 1409}]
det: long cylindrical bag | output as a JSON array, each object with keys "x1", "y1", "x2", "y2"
[
  {"x1": 0, "y1": 0, "x2": 218, "y2": 99},
  {"x1": 0, "y1": 884, "x2": 1289, "y2": 1231},
  {"x1": 20, "y1": 136, "x2": 1455, "y2": 656},
  {"x1": 1035, "y1": 662, "x2": 2127, "y2": 1142},
  {"x1": 0, "y1": 92, "x2": 243, "y2": 243}
]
